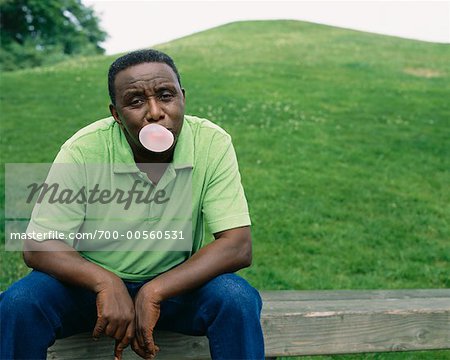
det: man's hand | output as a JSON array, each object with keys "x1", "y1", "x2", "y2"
[
  {"x1": 91, "y1": 278, "x2": 135, "y2": 360},
  {"x1": 22, "y1": 239, "x2": 138, "y2": 359},
  {"x1": 131, "y1": 284, "x2": 161, "y2": 359}
]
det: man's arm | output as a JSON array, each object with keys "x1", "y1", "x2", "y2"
[
  {"x1": 132, "y1": 226, "x2": 251, "y2": 358},
  {"x1": 23, "y1": 239, "x2": 135, "y2": 359},
  {"x1": 142, "y1": 226, "x2": 251, "y2": 300}
]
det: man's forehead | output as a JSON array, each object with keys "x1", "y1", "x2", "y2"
[{"x1": 115, "y1": 62, "x2": 178, "y2": 90}]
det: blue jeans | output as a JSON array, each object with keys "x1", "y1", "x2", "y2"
[{"x1": 0, "y1": 270, "x2": 264, "y2": 360}]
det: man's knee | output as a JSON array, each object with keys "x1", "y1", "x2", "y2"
[
  {"x1": 1, "y1": 278, "x2": 52, "y2": 323},
  {"x1": 1, "y1": 270, "x2": 78, "y2": 327},
  {"x1": 206, "y1": 273, "x2": 262, "y2": 315}
]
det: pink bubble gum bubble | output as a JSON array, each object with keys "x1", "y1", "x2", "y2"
[{"x1": 139, "y1": 124, "x2": 174, "y2": 152}]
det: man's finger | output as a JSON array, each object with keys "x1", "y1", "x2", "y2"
[
  {"x1": 131, "y1": 336, "x2": 159, "y2": 360},
  {"x1": 131, "y1": 338, "x2": 146, "y2": 358},
  {"x1": 142, "y1": 329, "x2": 158, "y2": 357},
  {"x1": 135, "y1": 320, "x2": 146, "y2": 350},
  {"x1": 114, "y1": 339, "x2": 125, "y2": 360},
  {"x1": 115, "y1": 318, "x2": 133, "y2": 342},
  {"x1": 114, "y1": 337, "x2": 133, "y2": 360},
  {"x1": 131, "y1": 338, "x2": 155, "y2": 360},
  {"x1": 92, "y1": 317, "x2": 107, "y2": 340},
  {"x1": 113, "y1": 320, "x2": 134, "y2": 359},
  {"x1": 105, "y1": 321, "x2": 119, "y2": 338}
]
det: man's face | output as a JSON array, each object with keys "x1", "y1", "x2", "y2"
[{"x1": 110, "y1": 62, "x2": 185, "y2": 155}]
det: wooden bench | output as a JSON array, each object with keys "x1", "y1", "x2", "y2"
[{"x1": 45, "y1": 289, "x2": 450, "y2": 359}]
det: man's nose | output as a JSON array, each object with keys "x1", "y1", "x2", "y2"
[{"x1": 145, "y1": 97, "x2": 165, "y2": 122}]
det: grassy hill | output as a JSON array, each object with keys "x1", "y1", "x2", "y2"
[
  {"x1": 1, "y1": 20, "x2": 449, "y2": 358},
  {"x1": 1, "y1": 18, "x2": 449, "y2": 288}
]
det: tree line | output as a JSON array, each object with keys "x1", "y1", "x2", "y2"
[{"x1": 1, "y1": 0, "x2": 107, "y2": 71}]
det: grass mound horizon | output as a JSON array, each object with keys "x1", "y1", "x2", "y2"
[{"x1": 2, "y1": 19, "x2": 449, "y2": 290}]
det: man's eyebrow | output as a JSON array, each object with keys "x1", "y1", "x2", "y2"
[
  {"x1": 154, "y1": 83, "x2": 177, "y2": 91},
  {"x1": 122, "y1": 88, "x2": 144, "y2": 97},
  {"x1": 121, "y1": 82, "x2": 177, "y2": 95}
]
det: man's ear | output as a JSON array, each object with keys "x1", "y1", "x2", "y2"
[
  {"x1": 181, "y1": 88, "x2": 186, "y2": 104},
  {"x1": 109, "y1": 104, "x2": 122, "y2": 126}
]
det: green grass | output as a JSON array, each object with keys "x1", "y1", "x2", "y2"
[{"x1": 1, "y1": 20, "x2": 449, "y2": 359}]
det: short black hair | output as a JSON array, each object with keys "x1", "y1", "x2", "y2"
[{"x1": 108, "y1": 49, "x2": 182, "y2": 105}]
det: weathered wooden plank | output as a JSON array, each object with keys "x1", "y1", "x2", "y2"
[
  {"x1": 261, "y1": 289, "x2": 450, "y2": 301},
  {"x1": 262, "y1": 307, "x2": 450, "y2": 356},
  {"x1": 261, "y1": 292, "x2": 450, "y2": 356},
  {"x1": 48, "y1": 332, "x2": 210, "y2": 360},
  {"x1": 262, "y1": 297, "x2": 450, "y2": 314},
  {"x1": 46, "y1": 289, "x2": 450, "y2": 359}
]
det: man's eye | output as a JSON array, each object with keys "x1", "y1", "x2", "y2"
[
  {"x1": 159, "y1": 92, "x2": 174, "y2": 101},
  {"x1": 130, "y1": 98, "x2": 144, "y2": 106}
]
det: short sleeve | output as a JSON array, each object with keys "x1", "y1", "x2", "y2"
[
  {"x1": 202, "y1": 134, "x2": 251, "y2": 234},
  {"x1": 26, "y1": 145, "x2": 86, "y2": 245}
]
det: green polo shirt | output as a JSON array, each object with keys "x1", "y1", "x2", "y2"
[{"x1": 26, "y1": 115, "x2": 251, "y2": 281}]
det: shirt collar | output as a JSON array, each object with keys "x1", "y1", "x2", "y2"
[
  {"x1": 172, "y1": 117, "x2": 194, "y2": 170},
  {"x1": 112, "y1": 116, "x2": 194, "y2": 174}
]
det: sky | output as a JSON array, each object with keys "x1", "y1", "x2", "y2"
[{"x1": 83, "y1": 0, "x2": 450, "y2": 55}]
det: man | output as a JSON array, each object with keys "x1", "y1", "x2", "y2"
[{"x1": 0, "y1": 49, "x2": 265, "y2": 360}]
